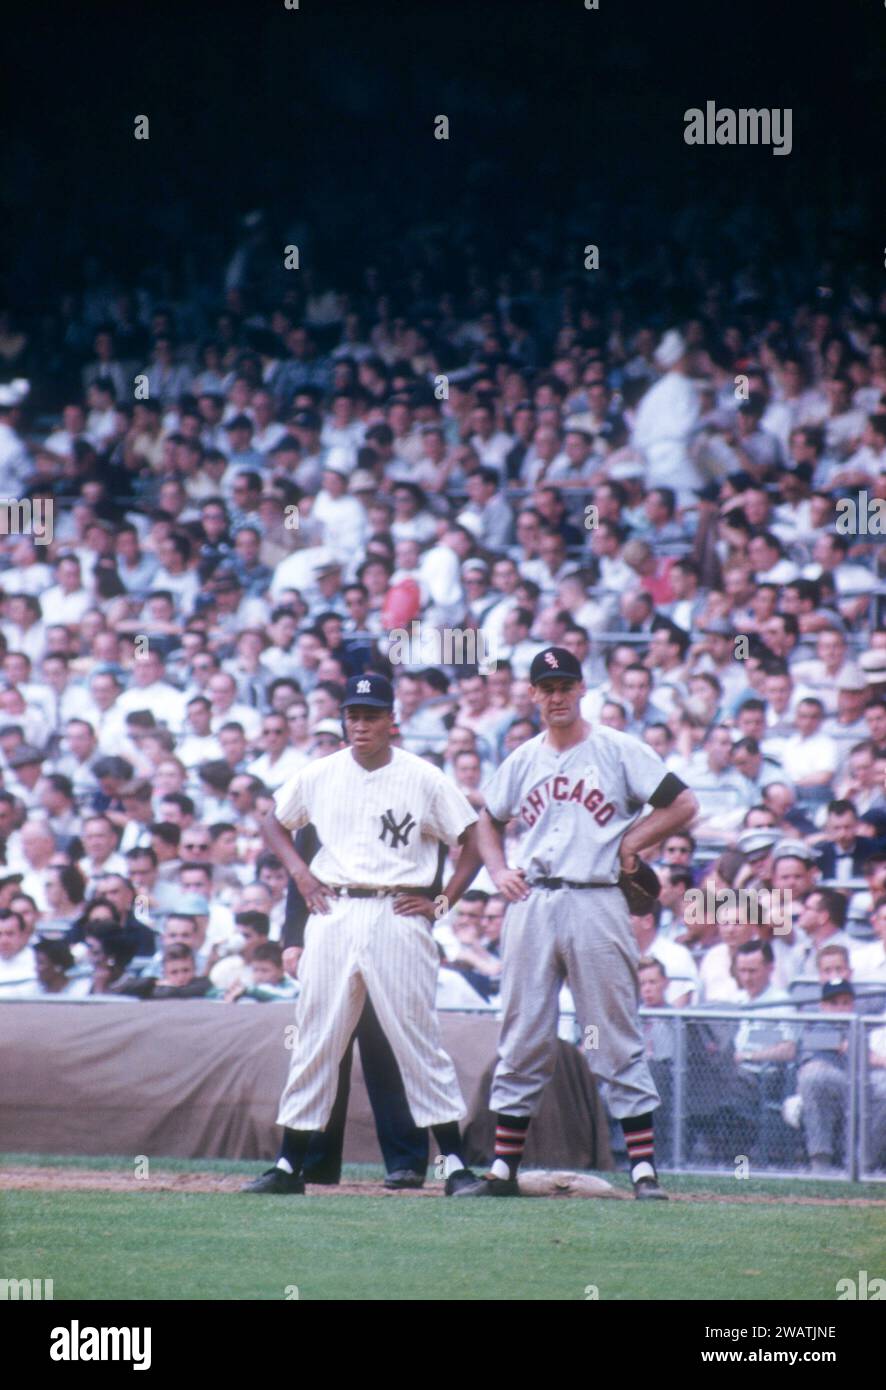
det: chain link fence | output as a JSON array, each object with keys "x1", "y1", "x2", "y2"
[{"x1": 621, "y1": 1007, "x2": 886, "y2": 1181}]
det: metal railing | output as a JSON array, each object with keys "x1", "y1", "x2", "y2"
[{"x1": 627, "y1": 1006, "x2": 886, "y2": 1182}]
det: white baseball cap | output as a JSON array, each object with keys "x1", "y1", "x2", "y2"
[{"x1": 654, "y1": 330, "x2": 687, "y2": 369}]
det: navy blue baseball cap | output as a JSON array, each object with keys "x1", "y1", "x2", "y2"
[
  {"x1": 529, "y1": 646, "x2": 583, "y2": 684},
  {"x1": 822, "y1": 979, "x2": 854, "y2": 1002},
  {"x1": 341, "y1": 673, "x2": 395, "y2": 709}
]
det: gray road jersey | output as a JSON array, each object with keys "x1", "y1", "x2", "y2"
[{"x1": 483, "y1": 725, "x2": 668, "y2": 881}]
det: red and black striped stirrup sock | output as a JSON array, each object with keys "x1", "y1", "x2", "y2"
[
  {"x1": 621, "y1": 1113, "x2": 656, "y2": 1174},
  {"x1": 492, "y1": 1113, "x2": 531, "y2": 1179}
]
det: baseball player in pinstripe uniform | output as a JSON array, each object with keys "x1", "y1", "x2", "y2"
[
  {"x1": 242, "y1": 672, "x2": 485, "y2": 1196},
  {"x1": 456, "y1": 646, "x2": 698, "y2": 1199}
]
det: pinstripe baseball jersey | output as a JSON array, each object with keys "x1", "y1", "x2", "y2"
[
  {"x1": 273, "y1": 746, "x2": 477, "y2": 887},
  {"x1": 483, "y1": 725, "x2": 670, "y2": 881}
]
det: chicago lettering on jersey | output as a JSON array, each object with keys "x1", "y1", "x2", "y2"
[{"x1": 519, "y1": 776, "x2": 615, "y2": 828}]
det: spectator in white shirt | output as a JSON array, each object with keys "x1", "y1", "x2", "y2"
[
  {"x1": 519, "y1": 530, "x2": 578, "y2": 600},
  {"x1": 1, "y1": 593, "x2": 47, "y2": 665},
  {"x1": 247, "y1": 711, "x2": 308, "y2": 791},
  {"x1": 210, "y1": 909, "x2": 271, "y2": 990},
  {"x1": 22, "y1": 937, "x2": 89, "y2": 997},
  {"x1": 320, "y1": 391, "x2": 364, "y2": 454},
  {"x1": 150, "y1": 533, "x2": 201, "y2": 614},
  {"x1": 468, "y1": 401, "x2": 513, "y2": 475},
  {"x1": 390, "y1": 482, "x2": 439, "y2": 546},
  {"x1": 249, "y1": 389, "x2": 288, "y2": 454},
  {"x1": 631, "y1": 329, "x2": 703, "y2": 504},
  {"x1": 116, "y1": 647, "x2": 187, "y2": 732},
  {"x1": 780, "y1": 698, "x2": 840, "y2": 788},
  {"x1": 206, "y1": 669, "x2": 262, "y2": 742},
  {"x1": 40, "y1": 554, "x2": 92, "y2": 628},
  {"x1": 78, "y1": 814, "x2": 128, "y2": 887},
  {"x1": 521, "y1": 424, "x2": 563, "y2": 488},
  {"x1": 747, "y1": 531, "x2": 800, "y2": 586},
  {"x1": 0, "y1": 907, "x2": 37, "y2": 998},
  {"x1": 176, "y1": 695, "x2": 223, "y2": 768},
  {"x1": 16, "y1": 819, "x2": 56, "y2": 910},
  {"x1": 804, "y1": 532, "x2": 877, "y2": 627},
  {"x1": 791, "y1": 628, "x2": 856, "y2": 715},
  {"x1": 631, "y1": 903, "x2": 698, "y2": 1005},
  {"x1": 43, "y1": 402, "x2": 87, "y2": 459},
  {"x1": 850, "y1": 896, "x2": 886, "y2": 982},
  {"x1": 52, "y1": 717, "x2": 100, "y2": 800},
  {"x1": 418, "y1": 525, "x2": 469, "y2": 626},
  {"x1": 457, "y1": 467, "x2": 514, "y2": 552},
  {"x1": 5, "y1": 744, "x2": 49, "y2": 811},
  {"x1": 589, "y1": 519, "x2": 636, "y2": 595},
  {"x1": 829, "y1": 413, "x2": 886, "y2": 488},
  {"x1": 313, "y1": 463, "x2": 369, "y2": 562},
  {"x1": 84, "y1": 667, "x2": 129, "y2": 751}
]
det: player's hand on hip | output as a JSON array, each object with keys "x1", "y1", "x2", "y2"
[
  {"x1": 296, "y1": 869, "x2": 333, "y2": 915},
  {"x1": 393, "y1": 893, "x2": 437, "y2": 922},
  {"x1": 493, "y1": 866, "x2": 531, "y2": 902},
  {"x1": 618, "y1": 845, "x2": 640, "y2": 873}
]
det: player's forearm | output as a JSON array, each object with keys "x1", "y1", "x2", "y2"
[
  {"x1": 260, "y1": 812, "x2": 311, "y2": 881},
  {"x1": 477, "y1": 808, "x2": 508, "y2": 875},
  {"x1": 440, "y1": 823, "x2": 483, "y2": 909},
  {"x1": 621, "y1": 790, "x2": 698, "y2": 859}
]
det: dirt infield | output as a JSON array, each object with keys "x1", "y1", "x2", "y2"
[{"x1": 3, "y1": 1166, "x2": 886, "y2": 1205}]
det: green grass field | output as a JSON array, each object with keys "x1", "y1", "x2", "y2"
[{"x1": 2, "y1": 1154, "x2": 884, "y2": 1301}]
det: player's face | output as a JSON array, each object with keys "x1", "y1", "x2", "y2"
[
  {"x1": 531, "y1": 677, "x2": 584, "y2": 729},
  {"x1": 344, "y1": 705, "x2": 393, "y2": 758}
]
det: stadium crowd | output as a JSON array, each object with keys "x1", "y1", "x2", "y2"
[{"x1": 1, "y1": 239, "x2": 886, "y2": 1171}]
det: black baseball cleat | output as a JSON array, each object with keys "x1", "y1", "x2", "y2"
[
  {"x1": 444, "y1": 1166, "x2": 490, "y2": 1196},
  {"x1": 448, "y1": 1172, "x2": 521, "y2": 1197},
  {"x1": 241, "y1": 1167, "x2": 306, "y2": 1195},
  {"x1": 384, "y1": 1169, "x2": 425, "y2": 1190},
  {"x1": 632, "y1": 1174, "x2": 669, "y2": 1201}
]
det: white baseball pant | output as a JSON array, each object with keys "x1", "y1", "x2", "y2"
[{"x1": 276, "y1": 894, "x2": 466, "y2": 1131}]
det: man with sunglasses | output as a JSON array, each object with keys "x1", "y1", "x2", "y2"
[{"x1": 247, "y1": 714, "x2": 308, "y2": 791}]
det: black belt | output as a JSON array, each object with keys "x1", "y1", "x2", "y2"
[
  {"x1": 328, "y1": 885, "x2": 435, "y2": 899},
  {"x1": 530, "y1": 877, "x2": 618, "y2": 891}
]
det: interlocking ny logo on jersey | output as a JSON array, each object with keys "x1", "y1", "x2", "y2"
[{"x1": 380, "y1": 808, "x2": 416, "y2": 848}]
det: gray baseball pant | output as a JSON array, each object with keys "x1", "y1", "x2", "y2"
[
  {"x1": 798, "y1": 1059, "x2": 846, "y2": 1159},
  {"x1": 490, "y1": 884, "x2": 660, "y2": 1120}
]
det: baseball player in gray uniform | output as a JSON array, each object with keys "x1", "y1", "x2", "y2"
[
  {"x1": 456, "y1": 646, "x2": 698, "y2": 1199},
  {"x1": 242, "y1": 672, "x2": 485, "y2": 1196}
]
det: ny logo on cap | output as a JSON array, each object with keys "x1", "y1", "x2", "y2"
[
  {"x1": 356, "y1": 679, "x2": 371, "y2": 694},
  {"x1": 544, "y1": 651, "x2": 559, "y2": 668}
]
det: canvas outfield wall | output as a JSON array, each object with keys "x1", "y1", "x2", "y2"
[{"x1": 1, "y1": 1002, "x2": 613, "y2": 1171}]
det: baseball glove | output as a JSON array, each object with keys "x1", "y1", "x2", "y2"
[{"x1": 617, "y1": 856, "x2": 661, "y2": 914}]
